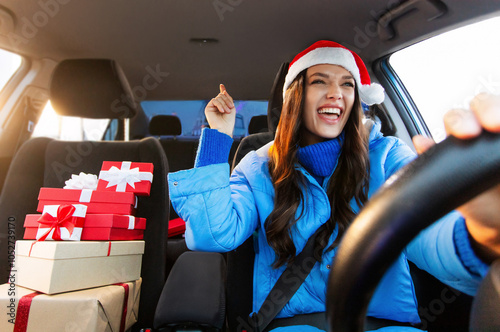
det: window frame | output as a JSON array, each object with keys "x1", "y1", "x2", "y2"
[
  {"x1": 0, "y1": 52, "x2": 29, "y2": 114},
  {"x1": 374, "y1": 56, "x2": 432, "y2": 139}
]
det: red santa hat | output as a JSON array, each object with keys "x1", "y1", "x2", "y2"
[{"x1": 283, "y1": 40, "x2": 385, "y2": 105}]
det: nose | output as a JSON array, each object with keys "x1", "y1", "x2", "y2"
[{"x1": 327, "y1": 84, "x2": 342, "y2": 100}]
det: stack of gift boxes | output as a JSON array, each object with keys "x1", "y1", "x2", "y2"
[{"x1": 1, "y1": 161, "x2": 153, "y2": 332}]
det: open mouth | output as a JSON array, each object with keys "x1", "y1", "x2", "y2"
[{"x1": 318, "y1": 107, "x2": 342, "y2": 120}]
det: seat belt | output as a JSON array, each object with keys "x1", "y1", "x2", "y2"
[
  {"x1": 249, "y1": 223, "x2": 328, "y2": 332},
  {"x1": 14, "y1": 97, "x2": 38, "y2": 153}
]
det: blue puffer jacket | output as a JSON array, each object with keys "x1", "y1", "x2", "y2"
[{"x1": 168, "y1": 123, "x2": 483, "y2": 329}]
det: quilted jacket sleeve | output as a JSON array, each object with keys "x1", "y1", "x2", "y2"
[{"x1": 168, "y1": 160, "x2": 260, "y2": 252}]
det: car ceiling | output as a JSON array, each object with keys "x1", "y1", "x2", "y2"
[{"x1": 0, "y1": 0, "x2": 499, "y2": 101}]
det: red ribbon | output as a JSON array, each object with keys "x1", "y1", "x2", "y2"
[
  {"x1": 114, "y1": 283, "x2": 130, "y2": 332},
  {"x1": 37, "y1": 204, "x2": 77, "y2": 241},
  {"x1": 13, "y1": 292, "x2": 40, "y2": 332}
]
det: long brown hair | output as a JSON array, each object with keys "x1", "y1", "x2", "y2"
[{"x1": 266, "y1": 69, "x2": 370, "y2": 268}]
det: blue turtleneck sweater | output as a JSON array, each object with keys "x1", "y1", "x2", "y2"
[{"x1": 296, "y1": 133, "x2": 344, "y2": 185}]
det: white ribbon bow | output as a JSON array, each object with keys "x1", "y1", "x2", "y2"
[
  {"x1": 99, "y1": 162, "x2": 153, "y2": 192},
  {"x1": 64, "y1": 172, "x2": 98, "y2": 190}
]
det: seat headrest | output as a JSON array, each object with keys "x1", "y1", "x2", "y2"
[
  {"x1": 50, "y1": 59, "x2": 137, "y2": 119},
  {"x1": 149, "y1": 115, "x2": 182, "y2": 136},
  {"x1": 248, "y1": 115, "x2": 268, "y2": 135},
  {"x1": 267, "y1": 62, "x2": 289, "y2": 134}
]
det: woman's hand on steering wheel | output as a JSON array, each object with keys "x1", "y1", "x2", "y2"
[{"x1": 412, "y1": 93, "x2": 500, "y2": 262}]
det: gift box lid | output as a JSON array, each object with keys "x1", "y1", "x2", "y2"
[
  {"x1": 16, "y1": 240, "x2": 145, "y2": 259},
  {"x1": 97, "y1": 161, "x2": 154, "y2": 196},
  {"x1": 25, "y1": 214, "x2": 146, "y2": 230},
  {"x1": 100, "y1": 161, "x2": 154, "y2": 172},
  {"x1": 38, "y1": 188, "x2": 136, "y2": 205}
]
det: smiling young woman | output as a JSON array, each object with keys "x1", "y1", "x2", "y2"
[{"x1": 168, "y1": 40, "x2": 500, "y2": 331}]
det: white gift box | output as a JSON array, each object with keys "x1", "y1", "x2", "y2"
[{"x1": 13, "y1": 240, "x2": 144, "y2": 294}]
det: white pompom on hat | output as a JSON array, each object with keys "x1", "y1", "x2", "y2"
[{"x1": 283, "y1": 40, "x2": 385, "y2": 105}]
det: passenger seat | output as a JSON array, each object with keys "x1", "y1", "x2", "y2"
[{"x1": 0, "y1": 59, "x2": 170, "y2": 330}]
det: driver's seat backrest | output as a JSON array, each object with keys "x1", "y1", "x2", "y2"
[
  {"x1": 230, "y1": 62, "x2": 287, "y2": 170},
  {"x1": 226, "y1": 62, "x2": 288, "y2": 331}
]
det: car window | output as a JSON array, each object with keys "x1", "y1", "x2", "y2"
[
  {"x1": 0, "y1": 48, "x2": 22, "y2": 93},
  {"x1": 389, "y1": 16, "x2": 500, "y2": 142},
  {"x1": 32, "y1": 101, "x2": 110, "y2": 141},
  {"x1": 142, "y1": 100, "x2": 268, "y2": 138}
]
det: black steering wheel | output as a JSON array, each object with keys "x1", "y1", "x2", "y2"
[{"x1": 326, "y1": 131, "x2": 500, "y2": 331}]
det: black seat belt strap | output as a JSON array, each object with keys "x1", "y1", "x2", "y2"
[{"x1": 250, "y1": 223, "x2": 328, "y2": 332}]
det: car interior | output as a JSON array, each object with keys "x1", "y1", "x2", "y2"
[{"x1": 0, "y1": 0, "x2": 499, "y2": 331}]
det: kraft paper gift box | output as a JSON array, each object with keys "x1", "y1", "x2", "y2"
[
  {"x1": 97, "y1": 161, "x2": 154, "y2": 196},
  {"x1": 0, "y1": 278, "x2": 141, "y2": 332},
  {"x1": 37, "y1": 187, "x2": 137, "y2": 215},
  {"x1": 14, "y1": 240, "x2": 144, "y2": 294},
  {"x1": 24, "y1": 214, "x2": 147, "y2": 241}
]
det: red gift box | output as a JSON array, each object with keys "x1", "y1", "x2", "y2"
[
  {"x1": 37, "y1": 187, "x2": 137, "y2": 215},
  {"x1": 34, "y1": 204, "x2": 87, "y2": 241},
  {"x1": 97, "y1": 161, "x2": 154, "y2": 196},
  {"x1": 168, "y1": 217, "x2": 186, "y2": 237},
  {"x1": 25, "y1": 214, "x2": 146, "y2": 241}
]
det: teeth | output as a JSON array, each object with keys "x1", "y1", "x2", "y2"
[{"x1": 318, "y1": 108, "x2": 341, "y2": 115}]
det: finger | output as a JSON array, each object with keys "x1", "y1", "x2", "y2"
[
  {"x1": 211, "y1": 98, "x2": 227, "y2": 114},
  {"x1": 219, "y1": 84, "x2": 234, "y2": 108},
  {"x1": 443, "y1": 108, "x2": 481, "y2": 139},
  {"x1": 412, "y1": 135, "x2": 435, "y2": 154},
  {"x1": 223, "y1": 91, "x2": 235, "y2": 108},
  {"x1": 216, "y1": 94, "x2": 234, "y2": 112},
  {"x1": 470, "y1": 93, "x2": 500, "y2": 133}
]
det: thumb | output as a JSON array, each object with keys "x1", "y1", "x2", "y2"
[{"x1": 412, "y1": 135, "x2": 435, "y2": 155}]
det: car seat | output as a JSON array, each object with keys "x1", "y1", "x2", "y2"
[
  {"x1": 0, "y1": 59, "x2": 170, "y2": 330},
  {"x1": 247, "y1": 115, "x2": 269, "y2": 135}
]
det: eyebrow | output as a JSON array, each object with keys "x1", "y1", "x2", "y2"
[{"x1": 309, "y1": 72, "x2": 354, "y2": 80}]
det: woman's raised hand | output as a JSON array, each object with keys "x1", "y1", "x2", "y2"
[
  {"x1": 413, "y1": 93, "x2": 500, "y2": 262},
  {"x1": 204, "y1": 84, "x2": 236, "y2": 137}
]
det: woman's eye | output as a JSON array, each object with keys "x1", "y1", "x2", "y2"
[
  {"x1": 343, "y1": 81, "x2": 355, "y2": 87},
  {"x1": 311, "y1": 79, "x2": 325, "y2": 85}
]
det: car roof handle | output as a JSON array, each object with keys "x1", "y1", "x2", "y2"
[{"x1": 377, "y1": 0, "x2": 448, "y2": 41}]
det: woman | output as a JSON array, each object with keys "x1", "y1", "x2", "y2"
[{"x1": 168, "y1": 41, "x2": 500, "y2": 331}]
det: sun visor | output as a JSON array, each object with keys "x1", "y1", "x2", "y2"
[{"x1": 50, "y1": 59, "x2": 137, "y2": 119}]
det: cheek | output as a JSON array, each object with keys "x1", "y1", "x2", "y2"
[
  {"x1": 304, "y1": 95, "x2": 318, "y2": 123},
  {"x1": 302, "y1": 108, "x2": 315, "y2": 130},
  {"x1": 345, "y1": 93, "x2": 356, "y2": 112}
]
